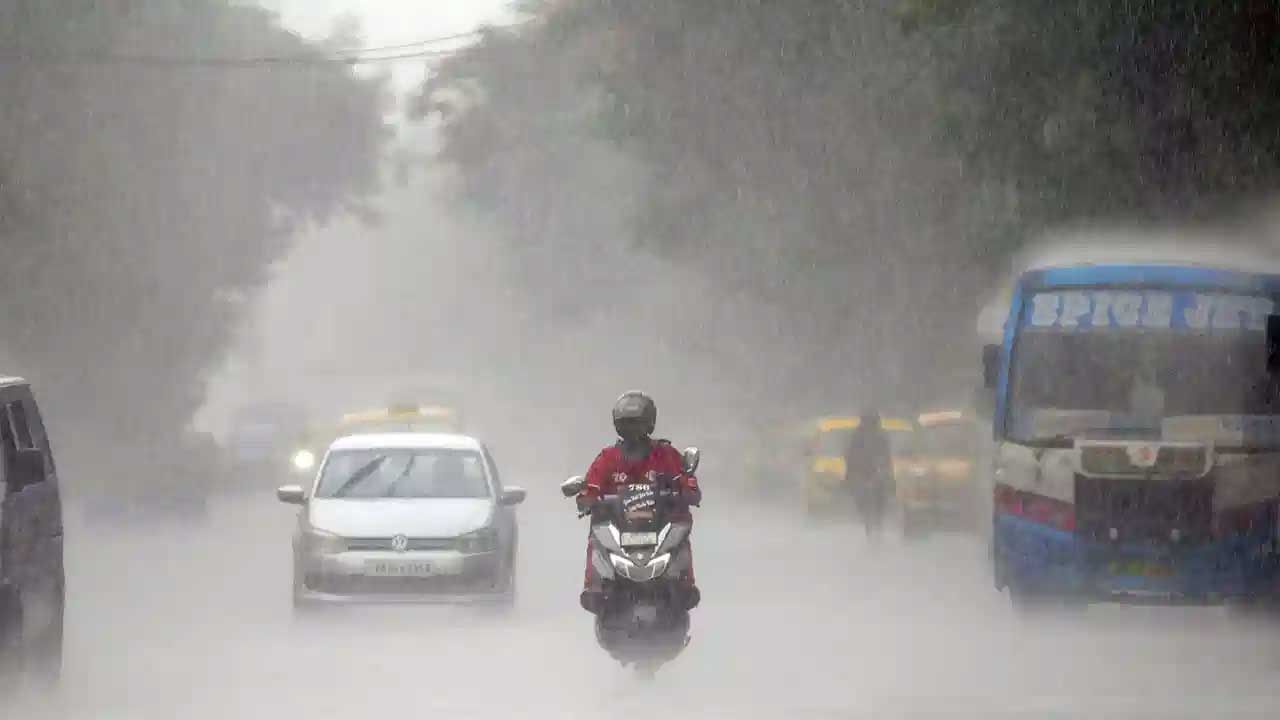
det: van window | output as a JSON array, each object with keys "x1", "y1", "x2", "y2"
[{"x1": 7, "y1": 400, "x2": 35, "y2": 451}]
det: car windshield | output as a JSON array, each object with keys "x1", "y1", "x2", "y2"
[
  {"x1": 314, "y1": 448, "x2": 490, "y2": 499},
  {"x1": 1010, "y1": 326, "x2": 1280, "y2": 445}
]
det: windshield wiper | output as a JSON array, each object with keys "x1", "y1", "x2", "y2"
[
  {"x1": 333, "y1": 455, "x2": 389, "y2": 497},
  {"x1": 385, "y1": 455, "x2": 417, "y2": 497},
  {"x1": 1018, "y1": 426, "x2": 1159, "y2": 448}
]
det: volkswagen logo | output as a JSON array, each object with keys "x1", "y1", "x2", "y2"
[{"x1": 391, "y1": 534, "x2": 409, "y2": 552}]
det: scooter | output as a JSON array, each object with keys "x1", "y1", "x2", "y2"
[{"x1": 560, "y1": 447, "x2": 700, "y2": 677}]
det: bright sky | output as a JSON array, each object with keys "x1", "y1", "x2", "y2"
[{"x1": 260, "y1": 0, "x2": 517, "y2": 102}]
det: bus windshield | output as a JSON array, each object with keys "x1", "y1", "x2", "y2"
[{"x1": 1008, "y1": 288, "x2": 1280, "y2": 447}]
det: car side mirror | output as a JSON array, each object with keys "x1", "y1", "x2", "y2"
[
  {"x1": 1268, "y1": 315, "x2": 1280, "y2": 374},
  {"x1": 500, "y1": 486, "x2": 527, "y2": 506},
  {"x1": 982, "y1": 344, "x2": 1001, "y2": 388},
  {"x1": 560, "y1": 475, "x2": 585, "y2": 497},
  {"x1": 276, "y1": 484, "x2": 306, "y2": 505},
  {"x1": 681, "y1": 446, "x2": 701, "y2": 474}
]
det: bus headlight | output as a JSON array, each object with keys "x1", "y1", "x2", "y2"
[{"x1": 292, "y1": 449, "x2": 316, "y2": 472}]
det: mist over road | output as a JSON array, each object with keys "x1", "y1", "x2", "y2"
[{"x1": 3, "y1": 465, "x2": 1276, "y2": 719}]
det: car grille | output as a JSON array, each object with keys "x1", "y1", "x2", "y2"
[
  {"x1": 306, "y1": 573, "x2": 498, "y2": 595},
  {"x1": 344, "y1": 537, "x2": 457, "y2": 551}
]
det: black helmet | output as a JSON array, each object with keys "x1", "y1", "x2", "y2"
[{"x1": 612, "y1": 391, "x2": 657, "y2": 441}]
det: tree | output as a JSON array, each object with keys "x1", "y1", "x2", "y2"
[
  {"x1": 0, "y1": 0, "x2": 389, "y2": 491},
  {"x1": 422, "y1": 0, "x2": 1280, "y2": 417},
  {"x1": 906, "y1": 0, "x2": 1280, "y2": 256}
]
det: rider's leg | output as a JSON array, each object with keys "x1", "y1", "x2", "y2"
[{"x1": 580, "y1": 541, "x2": 605, "y2": 614}]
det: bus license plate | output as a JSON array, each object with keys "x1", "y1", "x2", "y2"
[{"x1": 1108, "y1": 559, "x2": 1173, "y2": 578}]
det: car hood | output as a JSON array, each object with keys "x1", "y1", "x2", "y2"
[{"x1": 308, "y1": 498, "x2": 494, "y2": 538}]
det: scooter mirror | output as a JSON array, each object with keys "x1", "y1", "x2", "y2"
[
  {"x1": 560, "y1": 475, "x2": 585, "y2": 497},
  {"x1": 681, "y1": 447, "x2": 701, "y2": 474}
]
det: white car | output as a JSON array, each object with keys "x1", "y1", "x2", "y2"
[{"x1": 277, "y1": 433, "x2": 525, "y2": 607}]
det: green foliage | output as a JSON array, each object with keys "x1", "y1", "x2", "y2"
[
  {"x1": 0, "y1": 0, "x2": 389, "y2": 482},
  {"x1": 422, "y1": 0, "x2": 1280, "y2": 411},
  {"x1": 909, "y1": 0, "x2": 1280, "y2": 255}
]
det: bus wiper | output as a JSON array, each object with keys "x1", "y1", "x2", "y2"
[{"x1": 1021, "y1": 426, "x2": 1158, "y2": 448}]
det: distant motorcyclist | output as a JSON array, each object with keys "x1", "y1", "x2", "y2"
[
  {"x1": 844, "y1": 409, "x2": 892, "y2": 537},
  {"x1": 577, "y1": 391, "x2": 701, "y2": 614}
]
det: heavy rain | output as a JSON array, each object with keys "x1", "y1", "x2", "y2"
[{"x1": 3, "y1": 1, "x2": 1280, "y2": 718}]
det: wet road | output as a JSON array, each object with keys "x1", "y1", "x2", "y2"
[{"x1": 9, "y1": 480, "x2": 1280, "y2": 719}]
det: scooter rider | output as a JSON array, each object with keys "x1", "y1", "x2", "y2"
[{"x1": 577, "y1": 391, "x2": 702, "y2": 614}]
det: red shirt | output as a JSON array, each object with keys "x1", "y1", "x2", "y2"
[{"x1": 582, "y1": 441, "x2": 700, "y2": 516}]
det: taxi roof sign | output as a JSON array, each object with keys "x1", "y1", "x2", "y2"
[
  {"x1": 917, "y1": 410, "x2": 966, "y2": 427},
  {"x1": 817, "y1": 416, "x2": 914, "y2": 432},
  {"x1": 341, "y1": 405, "x2": 458, "y2": 426}
]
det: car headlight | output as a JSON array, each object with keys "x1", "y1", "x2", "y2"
[
  {"x1": 457, "y1": 527, "x2": 498, "y2": 554},
  {"x1": 305, "y1": 528, "x2": 346, "y2": 554},
  {"x1": 292, "y1": 449, "x2": 316, "y2": 472}
]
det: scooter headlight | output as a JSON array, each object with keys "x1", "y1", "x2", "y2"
[
  {"x1": 610, "y1": 552, "x2": 636, "y2": 578},
  {"x1": 646, "y1": 552, "x2": 670, "y2": 578}
]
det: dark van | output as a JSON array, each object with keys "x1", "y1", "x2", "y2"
[{"x1": 0, "y1": 377, "x2": 63, "y2": 683}]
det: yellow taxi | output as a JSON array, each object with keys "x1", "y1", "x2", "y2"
[
  {"x1": 287, "y1": 404, "x2": 464, "y2": 477},
  {"x1": 802, "y1": 414, "x2": 914, "y2": 516},
  {"x1": 893, "y1": 409, "x2": 981, "y2": 538}
]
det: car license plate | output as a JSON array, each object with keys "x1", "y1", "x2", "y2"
[
  {"x1": 366, "y1": 560, "x2": 433, "y2": 577},
  {"x1": 620, "y1": 531, "x2": 658, "y2": 547},
  {"x1": 1108, "y1": 559, "x2": 1173, "y2": 578}
]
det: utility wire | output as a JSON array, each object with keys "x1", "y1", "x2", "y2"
[
  {"x1": 0, "y1": 22, "x2": 529, "y2": 68},
  {"x1": 324, "y1": 29, "x2": 487, "y2": 56},
  {"x1": 0, "y1": 47, "x2": 457, "y2": 67}
]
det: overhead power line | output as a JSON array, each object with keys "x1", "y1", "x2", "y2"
[
  {"x1": 324, "y1": 29, "x2": 487, "y2": 56},
  {"x1": 0, "y1": 21, "x2": 530, "y2": 68},
  {"x1": 0, "y1": 46, "x2": 457, "y2": 67}
]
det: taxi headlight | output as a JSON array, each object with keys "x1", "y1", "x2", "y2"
[
  {"x1": 305, "y1": 529, "x2": 346, "y2": 554},
  {"x1": 457, "y1": 527, "x2": 498, "y2": 554},
  {"x1": 292, "y1": 449, "x2": 316, "y2": 472}
]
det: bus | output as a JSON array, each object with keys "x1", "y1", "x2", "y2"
[{"x1": 981, "y1": 247, "x2": 1280, "y2": 608}]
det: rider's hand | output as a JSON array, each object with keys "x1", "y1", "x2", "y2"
[
  {"x1": 681, "y1": 487, "x2": 702, "y2": 507},
  {"x1": 575, "y1": 494, "x2": 597, "y2": 514}
]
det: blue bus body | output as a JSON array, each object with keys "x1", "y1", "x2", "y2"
[{"x1": 988, "y1": 264, "x2": 1280, "y2": 604}]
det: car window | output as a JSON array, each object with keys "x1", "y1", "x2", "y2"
[{"x1": 314, "y1": 448, "x2": 490, "y2": 499}]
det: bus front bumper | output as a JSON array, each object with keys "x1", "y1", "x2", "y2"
[{"x1": 994, "y1": 513, "x2": 1280, "y2": 603}]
